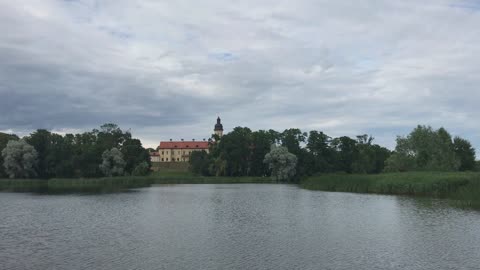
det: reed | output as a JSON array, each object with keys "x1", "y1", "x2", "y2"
[
  {"x1": 0, "y1": 171, "x2": 272, "y2": 193},
  {"x1": 300, "y1": 172, "x2": 480, "y2": 207}
]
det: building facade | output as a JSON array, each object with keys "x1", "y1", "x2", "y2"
[{"x1": 150, "y1": 117, "x2": 224, "y2": 163}]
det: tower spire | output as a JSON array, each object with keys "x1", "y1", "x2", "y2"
[{"x1": 214, "y1": 116, "x2": 223, "y2": 137}]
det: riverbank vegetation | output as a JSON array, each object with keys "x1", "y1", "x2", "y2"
[
  {"x1": 3, "y1": 123, "x2": 480, "y2": 210},
  {"x1": 0, "y1": 123, "x2": 151, "y2": 179},
  {"x1": 190, "y1": 125, "x2": 477, "y2": 181},
  {"x1": 301, "y1": 172, "x2": 480, "y2": 207},
  {"x1": 0, "y1": 170, "x2": 271, "y2": 193}
]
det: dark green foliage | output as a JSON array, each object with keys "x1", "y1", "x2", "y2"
[
  {"x1": 3, "y1": 124, "x2": 149, "y2": 179},
  {"x1": 216, "y1": 127, "x2": 253, "y2": 176},
  {"x1": 331, "y1": 136, "x2": 358, "y2": 173},
  {"x1": 307, "y1": 131, "x2": 335, "y2": 173},
  {"x1": 121, "y1": 138, "x2": 151, "y2": 175},
  {"x1": 384, "y1": 125, "x2": 469, "y2": 172},
  {"x1": 352, "y1": 135, "x2": 391, "y2": 174},
  {"x1": 2, "y1": 123, "x2": 475, "y2": 179},
  {"x1": 280, "y1": 129, "x2": 312, "y2": 178},
  {"x1": 250, "y1": 130, "x2": 278, "y2": 176},
  {"x1": 454, "y1": 137, "x2": 476, "y2": 171},
  {"x1": 26, "y1": 130, "x2": 72, "y2": 179},
  {"x1": 189, "y1": 150, "x2": 211, "y2": 176},
  {"x1": 132, "y1": 162, "x2": 150, "y2": 176}
]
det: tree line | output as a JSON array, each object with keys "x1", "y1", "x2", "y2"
[
  {"x1": 190, "y1": 125, "x2": 477, "y2": 181},
  {"x1": 1, "y1": 123, "x2": 476, "y2": 181},
  {"x1": 0, "y1": 124, "x2": 150, "y2": 179}
]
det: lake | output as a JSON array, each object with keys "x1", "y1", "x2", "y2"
[{"x1": 1, "y1": 184, "x2": 479, "y2": 270}]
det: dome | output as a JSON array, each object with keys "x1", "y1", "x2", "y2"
[{"x1": 214, "y1": 117, "x2": 223, "y2": 131}]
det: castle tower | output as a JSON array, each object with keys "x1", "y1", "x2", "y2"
[{"x1": 214, "y1": 117, "x2": 223, "y2": 137}]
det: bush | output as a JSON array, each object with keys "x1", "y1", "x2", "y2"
[{"x1": 132, "y1": 162, "x2": 150, "y2": 176}]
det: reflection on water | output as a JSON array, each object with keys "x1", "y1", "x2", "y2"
[
  {"x1": 1, "y1": 184, "x2": 479, "y2": 270},
  {"x1": 0, "y1": 181, "x2": 152, "y2": 194}
]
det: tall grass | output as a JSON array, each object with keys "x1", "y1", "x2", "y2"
[
  {"x1": 300, "y1": 172, "x2": 480, "y2": 207},
  {"x1": 0, "y1": 171, "x2": 273, "y2": 193}
]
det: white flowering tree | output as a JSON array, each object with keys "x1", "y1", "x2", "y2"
[
  {"x1": 99, "y1": 147, "x2": 126, "y2": 177},
  {"x1": 263, "y1": 144, "x2": 297, "y2": 181},
  {"x1": 1, "y1": 140, "x2": 38, "y2": 178}
]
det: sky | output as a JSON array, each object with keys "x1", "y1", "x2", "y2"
[{"x1": 1, "y1": 0, "x2": 480, "y2": 149}]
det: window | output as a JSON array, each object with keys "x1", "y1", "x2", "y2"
[
  {"x1": 162, "y1": 151, "x2": 164, "y2": 155},
  {"x1": 166, "y1": 158, "x2": 168, "y2": 161},
  {"x1": 177, "y1": 158, "x2": 180, "y2": 161},
  {"x1": 161, "y1": 158, "x2": 164, "y2": 161}
]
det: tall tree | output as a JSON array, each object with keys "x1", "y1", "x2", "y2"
[
  {"x1": 95, "y1": 123, "x2": 131, "y2": 151},
  {"x1": 281, "y1": 128, "x2": 310, "y2": 177},
  {"x1": 2, "y1": 140, "x2": 38, "y2": 179},
  {"x1": 264, "y1": 145, "x2": 297, "y2": 182},
  {"x1": 121, "y1": 138, "x2": 150, "y2": 175},
  {"x1": 213, "y1": 127, "x2": 253, "y2": 176},
  {"x1": 26, "y1": 129, "x2": 74, "y2": 178},
  {"x1": 249, "y1": 130, "x2": 277, "y2": 176},
  {"x1": 307, "y1": 131, "x2": 335, "y2": 173},
  {"x1": 385, "y1": 125, "x2": 460, "y2": 172},
  {"x1": 99, "y1": 148, "x2": 126, "y2": 177},
  {"x1": 0, "y1": 132, "x2": 19, "y2": 177},
  {"x1": 331, "y1": 136, "x2": 358, "y2": 173},
  {"x1": 453, "y1": 137, "x2": 476, "y2": 171},
  {"x1": 189, "y1": 150, "x2": 211, "y2": 176}
]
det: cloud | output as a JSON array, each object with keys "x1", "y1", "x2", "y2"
[{"x1": 1, "y1": 0, "x2": 480, "y2": 150}]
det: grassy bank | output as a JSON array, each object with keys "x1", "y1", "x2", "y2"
[
  {"x1": 3, "y1": 171, "x2": 479, "y2": 209},
  {"x1": 0, "y1": 171, "x2": 272, "y2": 193},
  {"x1": 300, "y1": 172, "x2": 480, "y2": 208}
]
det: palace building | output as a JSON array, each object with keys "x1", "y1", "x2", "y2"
[{"x1": 150, "y1": 117, "x2": 224, "y2": 163}]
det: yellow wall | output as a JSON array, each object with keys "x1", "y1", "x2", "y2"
[{"x1": 156, "y1": 148, "x2": 209, "y2": 162}]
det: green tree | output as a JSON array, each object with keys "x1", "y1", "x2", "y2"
[
  {"x1": 264, "y1": 145, "x2": 297, "y2": 182},
  {"x1": 281, "y1": 128, "x2": 311, "y2": 177},
  {"x1": 95, "y1": 123, "x2": 131, "y2": 150},
  {"x1": 121, "y1": 138, "x2": 150, "y2": 175},
  {"x1": 453, "y1": 137, "x2": 476, "y2": 171},
  {"x1": 2, "y1": 140, "x2": 38, "y2": 178},
  {"x1": 331, "y1": 136, "x2": 358, "y2": 173},
  {"x1": 0, "y1": 132, "x2": 19, "y2": 177},
  {"x1": 249, "y1": 130, "x2": 277, "y2": 176},
  {"x1": 189, "y1": 150, "x2": 211, "y2": 175},
  {"x1": 384, "y1": 125, "x2": 460, "y2": 172},
  {"x1": 26, "y1": 129, "x2": 75, "y2": 178},
  {"x1": 132, "y1": 162, "x2": 150, "y2": 176},
  {"x1": 352, "y1": 135, "x2": 391, "y2": 174},
  {"x1": 307, "y1": 131, "x2": 335, "y2": 173},
  {"x1": 280, "y1": 128, "x2": 306, "y2": 155},
  {"x1": 213, "y1": 127, "x2": 253, "y2": 176},
  {"x1": 99, "y1": 148, "x2": 126, "y2": 177},
  {"x1": 71, "y1": 132, "x2": 101, "y2": 177}
]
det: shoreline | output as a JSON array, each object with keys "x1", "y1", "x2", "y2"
[
  {"x1": 300, "y1": 172, "x2": 480, "y2": 208},
  {"x1": 1, "y1": 172, "x2": 479, "y2": 208}
]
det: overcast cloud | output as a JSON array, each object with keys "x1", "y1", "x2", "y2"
[{"x1": 1, "y1": 0, "x2": 480, "y2": 149}]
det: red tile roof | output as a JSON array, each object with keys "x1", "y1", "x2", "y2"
[{"x1": 159, "y1": 141, "x2": 209, "y2": 149}]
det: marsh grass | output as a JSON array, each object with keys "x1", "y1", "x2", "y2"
[
  {"x1": 3, "y1": 171, "x2": 478, "y2": 209},
  {"x1": 301, "y1": 172, "x2": 480, "y2": 208},
  {"x1": 0, "y1": 171, "x2": 272, "y2": 193}
]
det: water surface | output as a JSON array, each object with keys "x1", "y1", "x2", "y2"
[{"x1": 1, "y1": 184, "x2": 479, "y2": 270}]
